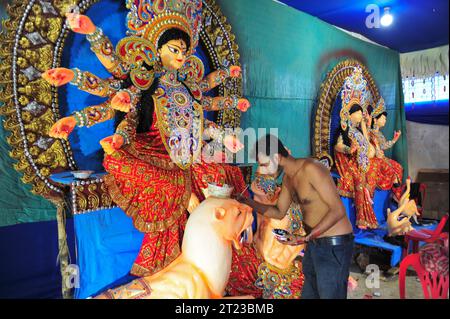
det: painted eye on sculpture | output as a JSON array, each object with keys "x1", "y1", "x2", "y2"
[{"x1": 168, "y1": 46, "x2": 179, "y2": 54}]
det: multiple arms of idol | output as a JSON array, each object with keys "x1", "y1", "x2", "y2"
[{"x1": 45, "y1": 14, "x2": 249, "y2": 151}]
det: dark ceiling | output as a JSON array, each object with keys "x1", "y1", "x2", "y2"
[{"x1": 277, "y1": 0, "x2": 449, "y2": 53}]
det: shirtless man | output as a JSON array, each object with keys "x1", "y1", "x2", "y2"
[{"x1": 238, "y1": 134, "x2": 354, "y2": 299}]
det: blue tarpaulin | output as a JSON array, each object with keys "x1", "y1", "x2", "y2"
[
  {"x1": 73, "y1": 208, "x2": 143, "y2": 299},
  {"x1": 342, "y1": 190, "x2": 438, "y2": 267},
  {"x1": 405, "y1": 100, "x2": 449, "y2": 125}
]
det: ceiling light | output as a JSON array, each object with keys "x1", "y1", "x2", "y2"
[{"x1": 380, "y1": 7, "x2": 394, "y2": 27}]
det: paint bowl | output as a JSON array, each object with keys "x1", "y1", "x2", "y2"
[{"x1": 72, "y1": 170, "x2": 95, "y2": 180}]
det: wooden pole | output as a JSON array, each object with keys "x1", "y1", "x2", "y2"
[{"x1": 54, "y1": 200, "x2": 73, "y2": 299}]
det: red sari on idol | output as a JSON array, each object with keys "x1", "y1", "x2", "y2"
[
  {"x1": 103, "y1": 85, "x2": 247, "y2": 277},
  {"x1": 369, "y1": 130, "x2": 404, "y2": 200},
  {"x1": 335, "y1": 130, "x2": 403, "y2": 229},
  {"x1": 335, "y1": 130, "x2": 380, "y2": 229}
]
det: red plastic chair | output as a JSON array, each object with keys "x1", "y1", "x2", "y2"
[
  {"x1": 399, "y1": 253, "x2": 449, "y2": 299},
  {"x1": 403, "y1": 214, "x2": 449, "y2": 258}
]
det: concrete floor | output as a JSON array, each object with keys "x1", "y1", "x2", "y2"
[{"x1": 348, "y1": 264, "x2": 425, "y2": 299}]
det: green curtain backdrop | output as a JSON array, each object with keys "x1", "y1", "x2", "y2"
[
  {"x1": 0, "y1": 107, "x2": 57, "y2": 227},
  {"x1": 0, "y1": 0, "x2": 408, "y2": 227},
  {"x1": 217, "y1": 0, "x2": 408, "y2": 175},
  {"x1": 0, "y1": 6, "x2": 56, "y2": 227}
]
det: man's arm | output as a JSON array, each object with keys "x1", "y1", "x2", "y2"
[
  {"x1": 304, "y1": 161, "x2": 348, "y2": 240},
  {"x1": 239, "y1": 176, "x2": 292, "y2": 220}
]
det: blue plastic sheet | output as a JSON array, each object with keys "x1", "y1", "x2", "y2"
[
  {"x1": 342, "y1": 190, "x2": 437, "y2": 267},
  {"x1": 74, "y1": 208, "x2": 143, "y2": 299}
]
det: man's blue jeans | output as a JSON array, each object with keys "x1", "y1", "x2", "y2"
[{"x1": 301, "y1": 235, "x2": 354, "y2": 299}]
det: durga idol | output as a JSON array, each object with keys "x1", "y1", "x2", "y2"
[{"x1": 43, "y1": 0, "x2": 251, "y2": 278}]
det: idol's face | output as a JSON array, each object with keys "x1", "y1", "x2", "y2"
[
  {"x1": 257, "y1": 153, "x2": 280, "y2": 176},
  {"x1": 376, "y1": 114, "x2": 387, "y2": 128},
  {"x1": 350, "y1": 110, "x2": 363, "y2": 125},
  {"x1": 158, "y1": 39, "x2": 188, "y2": 71}
]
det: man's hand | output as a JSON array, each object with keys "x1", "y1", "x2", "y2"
[
  {"x1": 49, "y1": 116, "x2": 77, "y2": 139},
  {"x1": 42, "y1": 68, "x2": 74, "y2": 87},
  {"x1": 66, "y1": 13, "x2": 96, "y2": 35},
  {"x1": 234, "y1": 187, "x2": 289, "y2": 220}
]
